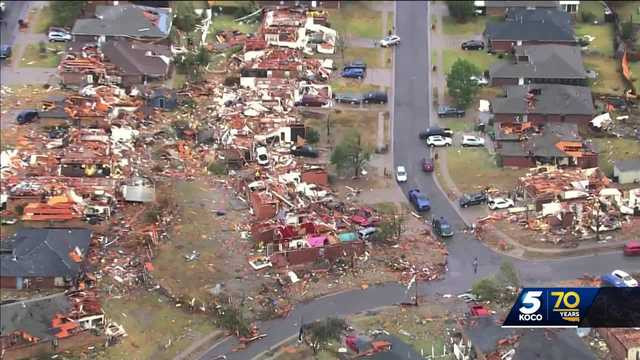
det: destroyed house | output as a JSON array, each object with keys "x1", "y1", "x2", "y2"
[
  {"x1": 489, "y1": 44, "x2": 587, "y2": 86},
  {"x1": 0, "y1": 228, "x2": 92, "y2": 289},
  {"x1": 71, "y1": 4, "x2": 172, "y2": 42},
  {"x1": 484, "y1": 7, "x2": 576, "y2": 53},
  {"x1": 460, "y1": 316, "x2": 596, "y2": 360},
  {"x1": 495, "y1": 123, "x2": 598, "y2": 169},
  {"x1": 0, "y1": 292, "x2": 105, "y2": 358},
  {"x1": 597, "y1": 328, "x2": 640, "y2": 360},
  {"x1": 491, "y1": 84, "x2": 594, "y2": 124}
]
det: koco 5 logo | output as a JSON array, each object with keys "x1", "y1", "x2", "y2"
[{"x1": 518, "y1": 291, "x2": 543, "y2": 321}]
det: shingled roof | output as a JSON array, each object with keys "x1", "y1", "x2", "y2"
[
  {"x1": 491, "y1": 84, "x2": 594, "y2": 115},
  {"x1": 72, "y1": 4, "x2": 172, "y2": 39},
  {"x1": 490, "y1": 44, "x2": 586, "y2": 80},
  {"x1": 0, "y1": 293, "x2": 71, "y2": 340},
  {"x1": 101, "y1": 40, "x2": 170, "y2": 77},
  {"x1": 484, "y1": 7, "x2": 574, "y2": 42},
  {"x1": 0, "y1": 228, "x2": 92, "y2": 278}
]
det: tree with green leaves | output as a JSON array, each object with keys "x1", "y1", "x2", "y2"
[
  {"x1": 216, "y1": 304, "x2": 251, "y2": 337},
  {"x1": 174, "y1": 1, "x2": 200, "y2": 33},
  {"x1": 472, "y1": 277, "x2": 500, "y2": 301},
  {"x1": 51, "y1": 1, "x2": 85, "y2": 28},
  {"x1": 305, "y1": 317, "x2": 347, "y2": 354},
  {"x1": 447, "y1": 58, "x2": 481, "y2": 109},
  {"x1": 376, "y1": 208, "x2": 406, "y2": 242},
  {"x1": 496, "y1": 260, "x2": 520, "y2": 288},
  {"x1": 176, "y1": 46, "x2": 211, "y2": 82},
  {"x1": 446, "y1": 1, "x2": 474, "y2": 22},
  {"x1": 330, "y1": 130, "x2": 371, "y2": 178}
]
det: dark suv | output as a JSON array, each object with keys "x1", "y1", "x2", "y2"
[
  {"x1": 362, "y1": 91, "x2": 388, "y2": 104},
  {"x1": 16, "y1": 110, "x2": 40, "y2": 125},
  {"x1": 459, "y1": 191, "x2": 488, "y2": 208},
  {"x1": 432, "y1": 217, "x2": 454, "y2": 237},
  {"x1": 419, "y1": 127, "x2": 454, "y2": 139},
  {"x1": 437, "y1": 106, "x2": 465, "y2": 118},
  {"x1": 461, "y1": 40, "x2": 485, "y2": 50}
]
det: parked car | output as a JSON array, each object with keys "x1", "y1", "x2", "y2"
[
  {"x1": 363, "y1": 91, "x2": 388, "y2": 104},
  {"x1": 426, "y1": 135, "x2": 452, "y2": 147},
  {"x1": 295, "y1": 95, "x2": 329, "y2": 107},
  {"x1": 255, "y1": 146, "x2": 269, "y2": 165},
  {"x1": 290, "y1": 144, "x2": 319, "y2": 158},
  {"x1": 421, "y1": 158, "x2": 434, "y2": 172},
  {"x1": 461, "y1": 40, "x2": 485, "y2": 50},
  {"x1": 351, "y1": 207, "x2": 381, "y2": 227},
  {"x1": 16, "y1": 110, "x2": 39, "y2": 125},
  {"x1": 623, "y1": 241, "x2": 640, "y2": 256},
  {"x1": 341, "y1": 67, "x2": 366, "y2": 79},
  {"x1": 346, "y1": 60, "x2": 367, "y2": 70},
  {"x1": 396, "y1": 165, "x2": 408, "y2": 183},
  {"x1": 437, "y1": 106, "x2": 465, "y2": 118},
  {"x1": 48, "y1": 27, "x2": 72, "y2": 42},
  {"x1": 470, "y1": 75, "x2": 488, "y2": 86},
  {"x1": 432, "y1": 217, "x2": 454, "y2": 237},
  {"x1": 419, "y1": 127, "x2": 453, "y2": 139},
  {"x1": 459, "y1": 191, "x2": 488, "y2": 208},
  {"x1": 462, "y1": 135, "x2": 485, "y2": 147},
  {"x1": 0, "y1": 44, "x2": 11, "y2": 59},
  {"x1": 408, "y1": 189, "x2": 431, "y2": 212},
  {"x1": 335, "y1": 92, "x2": 364, "y2": 104},
  {"x1": 380, "y1": 35, "x2": 401, "y2": 47},
  {"x1": 600, "y1": 273, "x2": 627, "y2": 288},
  {"x1": 358, "y1": 227, "x2": 378, "y2": 241},
  {"x1": 487, "y1": 197, "x2": 514, "y2": 210},
  {"x1": 611, "y1": 270, "x2": 638, "y2": 287}
]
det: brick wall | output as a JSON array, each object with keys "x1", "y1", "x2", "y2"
[
  {"x1": 491, "y1": 77, "x2": 518, "y2": 86},
  {"x1": 501, "y1": 156, "x2": 535, "y2": 168},
  {"x1": 280, "y1": 241, "x2": 365, "y2": 267}
]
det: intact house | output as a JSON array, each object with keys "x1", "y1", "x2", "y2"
[
  {"x1": 491, "y1": 84, "x2": 595, "y2": 125},
  {"x1": 60, "y1": 40, "x2": 171, "y2": 87},
  {"x1": 0, "y1": 228, "x2": 92, "y2": 289},
  {"x1": 457, "y1": 316, "x2": 596, "y2": 360},
  {"x1": 474, "y1": 1, "x2": 580, "y2": 17},
  {"x1": 597, "y1": 328, "x2": 640, "y2": 360},
  {"x1": 71, "y1": 4, "x2": 172, "y2": 43},
  {"x1": 613, "y1": 159, "x2": 640, "y2": 184},
  {"x1": 489, "y1": 44, "x2": 587, "y2": 86},
  {"x1": 494, "y1": 122, "x2": 598, "y2": 168},
  {"x1": 484, "y1": 7, "x2": 576, "y2": 53}
]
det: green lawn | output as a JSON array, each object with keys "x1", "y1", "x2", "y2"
[
  {"x1": 575, "y1": 23, "x2": 615, "y2": 57},
  {"x1": 328, "y1": 4, "x2": 383, "y2": 39},
  {"x1": 593, "y1": 138, "x2": 640, "y2": 177},
  {"x1": 577, "y1": 1, "x2": 605, "y2": 23},
  {"x1": 444, "y1": 148, "x2": 528, "y2": 193},
  {"x1": 341, "y1": 47, "x2": 390, "y2": 69},
  {"x1": 387, "y1": 11, "x2": 394, "y2": 34},
  {"x1": 442, "y1": 16, "x2": 501, "y2": 35},
  {"x1": 33, "y1": 5, "x2": 54, "y2": 33},
  {"x1": 330, "y1": 78, "x2": 380, "y2": 94},
  {"x1": 630, "y1": 61, "x2": 640, "y2": 91},
  {"x1": 583, "y1": 54, "x2": 626, "y2": 95},
  {"x1": 610, "y1": 1, "x2": 640, "y2": 23},
  {"x1": 438, "y1": 118, "x2": 475, "y2": 133},
  {"x1": 19, "y1": 43, "x2": 64, "y2": 68},
  {"x1": 443, "y1": 48, "x2": 496, "y2": 74},
  {"x1": 210, "y1": 14, "x2": 259, "y2": 35}
]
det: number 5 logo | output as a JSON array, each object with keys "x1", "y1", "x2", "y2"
[{"x1": 519, "y1": 291, "x2": 543, "y2": 314}]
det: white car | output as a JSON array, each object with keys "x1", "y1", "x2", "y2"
[
  {"x1": 462, "y1": 135, "x2": 485, "y2": 147},
  {"x1": 611, "y1": 270, "x2": 638, "y2": 287},
  {"x1": 488, "y1": 197, "x2": 515, "y2": 210},
  {"x1": 255, "y1": 146, "x2": 269, "y2": 165},
  {"x1": 380, "y1": 35, "x2": 401, "y2": 47},
  {"x1": 470, "y1": 76, "x2": 488, "y2": 86},
  {"x1": 48, "y1": 28, "x2": 72, "y2": 42},
  {"x1": 426, "y1": 135, "x2": 452, "y2": 147},
  {"x1": 396, "y1": 166, "x2": 408, "y2": 183}
]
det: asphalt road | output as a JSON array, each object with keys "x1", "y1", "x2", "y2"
[
  {"x1": 0, "y1": 1, "x2": 28, "y2": 48},
  {"x1": 197, "y1": 2, "x2": 640, "y2": 359}
]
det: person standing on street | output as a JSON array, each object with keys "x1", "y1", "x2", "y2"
[{"x1": 472, "y1": 257, "x2": 479, "y2": 274}]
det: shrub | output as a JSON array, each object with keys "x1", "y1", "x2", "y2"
[
  {"x1": 472, "y1": 277, "x2": 500, "y2": 301},
  {"x1": 207, "y1": 161, "x2": 227, "y2": 175},
  {"x1": 305, "y1": 128, "x2": 320, "y2": 144},
  {"x1": 580, "y1": 11, "x2": 596, "y2": 23}
]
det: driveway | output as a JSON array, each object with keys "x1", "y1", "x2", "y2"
[{"x1": 195, "y1": 3, "x2": 640, "y2": 359}]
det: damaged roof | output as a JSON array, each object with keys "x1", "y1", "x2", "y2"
[
  {"x1": 490, "y1": 44, "x2": 586, "y2": 80},
  {"x1": 0, "y1": 228, "x2": 92, "y2": 278},
  {"x1": 0, "y1": 292, "x2": 71, "y2": 340},
  {"x1": 72, "y1": 4, "x2": 172, "y2": 39},
  {"x1": 463, "y1": 316, "x2": 596, "y2": 360},
  {"x1": 492, "y1": 84, "x2": 594, "y2": 115},
  {"x1": 497, "y1": 123, "x2": 594, "y2": 158},
  {"x1": 101, "y1": 40, "x2": 170, "y2": 77}
]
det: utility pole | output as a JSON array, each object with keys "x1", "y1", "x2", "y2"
[{"x1": 414, "y1": 276, "x2": 419, "y2": 306}]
